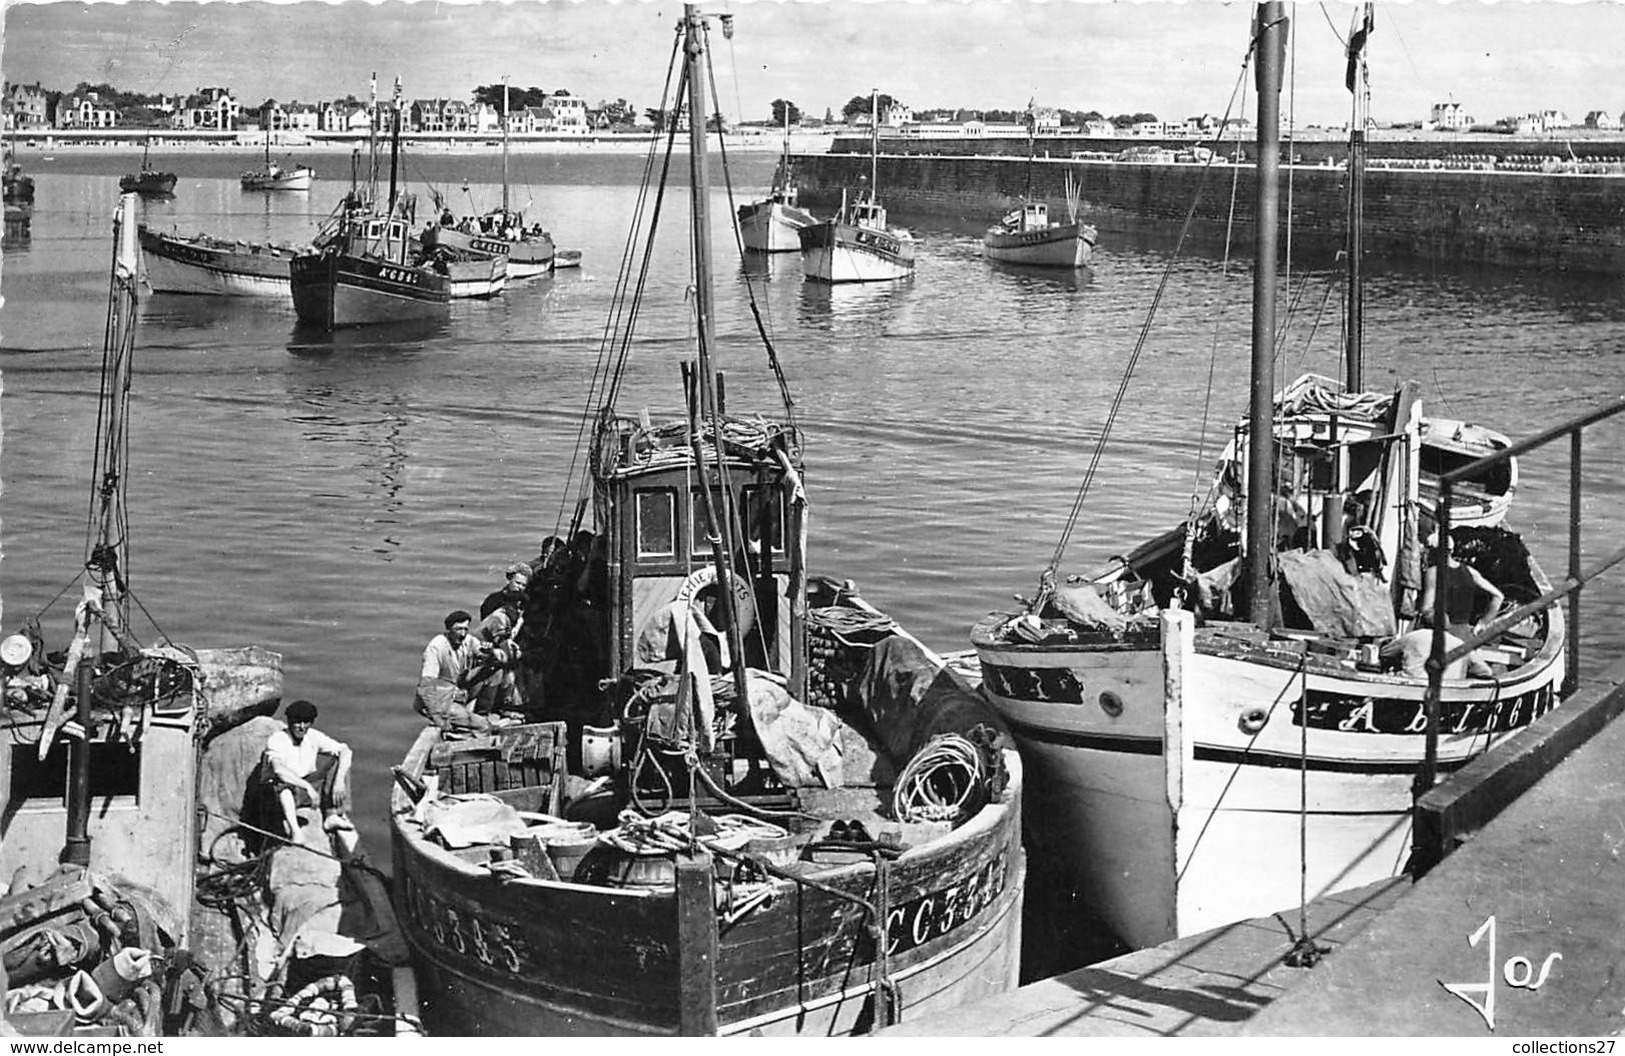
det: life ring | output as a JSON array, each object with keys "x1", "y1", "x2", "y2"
[
  {"x1": 267, "y1": 974, "x2": 357, "y2": 1037},
  {"x1": 674, "y1": 566, "x2": 756, "y2": 639},
  {"x1": 1237, "y1": 706, "x2": 1269, "y2": 736}
]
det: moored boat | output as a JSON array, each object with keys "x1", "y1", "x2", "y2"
[
  {"x1": 799, "y1": 90, "x2": 916, "y2": 284},
  {"x1": 0, "y1": 194, "x2": 406, "y2": 1038},
  {"x1": 422, "y1": 79, "x2": 557, "y2": 279},
  {"x1": 968, "y1": 2, "x2": 1567, "y2": 952},
  {"x1": 241, "y1": 134, "x2": 316, "y2": 191},
  {"x1": 983, "y1": 199, "x2": 1097, "y2": 268},
  {"x1": 424, "y1": 242, "x2": 508, "y2": 299},
  {"x1": 738, "y1": 112, "x2": 816, "y2": 253},
  {"x1": 389, "y1": 8, "x2": 1023, "y2": 1036},
  {"x1": 290, "y1": 82, "x2": 450, "y2": 330},
  {"x1": 120, "y1": 138, "x2": 176, "y2": 197},
  {"x1": 138, "y1": 226, "x2": 300, "y2": 296}
]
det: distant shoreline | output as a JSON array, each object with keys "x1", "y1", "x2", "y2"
[{"x1": 5, "y1": 132, "x2": 837, "y2": 157}]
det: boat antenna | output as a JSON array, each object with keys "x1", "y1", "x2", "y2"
[
  {"x1": 1244, "y1": 0, "x2": 1287, "y2": 624},
  {"x1": 1343, "y1": 2, "x2": 1373, "y2": 393}
]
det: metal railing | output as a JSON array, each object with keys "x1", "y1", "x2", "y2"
[{"x1": 1416, "y1": 393, "x2": 1625, "y2": 795}]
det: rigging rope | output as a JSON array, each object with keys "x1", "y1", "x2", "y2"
[{"x1": 1038, "y1": 26, "x2": 1265, "y2": 610}]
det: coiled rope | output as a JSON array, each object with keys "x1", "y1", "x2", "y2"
[{"x1": 892, "y1": 733, "x2": 988, "y2": 824}]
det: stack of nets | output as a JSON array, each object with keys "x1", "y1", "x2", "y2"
[{"x1": 806, "y1": 606, "x2": 896, "y2": 710}]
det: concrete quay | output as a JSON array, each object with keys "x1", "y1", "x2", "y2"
[{"x1": 883, "y1": 654, "x2": 1625, "y2": 1037}]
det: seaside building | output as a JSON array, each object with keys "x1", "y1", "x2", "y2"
[
  {"x1": 175, "y1": 87, "x2": 239, "y2": 131},
  {"x1": 3, "y1": 82, "x2": 49, "y2": 130},
  {"x1": 1584, "y1": 110, "x2": 1621, "y2": 131},
  {"x1": 56, "y1": 89, "x2": 119, "y2": 129},
  {"x1": 1430, "y1": 101, "x2": 1474, "y2": 130}
]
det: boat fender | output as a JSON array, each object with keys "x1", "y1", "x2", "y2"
[
  {"x1": 1238, "y1": 706, "x2": 1268, "y2": 735},
  {"x1": 1098, "y1": 691, "x2": 1125, "y2": 718},
  {"x1": 674, "y1": 566, "x2": 756, "y2": 638}
]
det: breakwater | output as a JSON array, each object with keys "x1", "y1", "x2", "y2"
[{"x1": 794, "y1": 149, "x2": 1625, "y2": 274}]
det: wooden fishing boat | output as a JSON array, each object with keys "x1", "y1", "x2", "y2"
[
  {"x1": 120, "y1": 138, "x2": 176, "y2": 197},
  {"x1": 799, "y1": 90, "x2": 916, "y2": 284},
  {"x1": 241, "y1": 137, "x2": 316, "y2": 191},
  {"x1": 423, "y1": 243, "x2": 508, "y2": 299},
  {"x1": 0, "y1": 194, "x2": 406, "y2": 1038},
  {"x1": 138, "y1": 226, "x2": 300, "y2": 296},
  {"x1": 968, "y1": 2, "x2": 1565, "y2": 952},
  {"x1": 983, "y1": 200, "x2": 1096, "y2": 268},
  {"x1": 390, "y1": 8, "x2": 1022, "y2": 1036},
  {"x1": 738, "y1": 113, "x2": 816, "y2": 253},
  {"x1": 422, "y1": 80, "x2": 556, "y2": 279},
  {"x1": 290, "y1": 83, "x2": 450, "y2": 330},
  {"x1": 983, "y1": 117, "x2": 1097, "y2": 268}
]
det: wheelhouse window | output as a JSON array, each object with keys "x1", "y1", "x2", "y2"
[
  {"x1": 743, "y1": 485, "x2": 786, "y2": 555},
  {"x1": 635, "y1": 489, "x2": 676, "y2": 558},
  {"x1": 9, "y1": 740, "x2": 141, "y2": 805}
]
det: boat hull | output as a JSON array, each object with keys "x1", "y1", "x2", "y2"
[
  {"x1": 973, "y1": 594, "x2": 1565, "y2": 950},
  {"x1": 240, "y1": 166, "x2": 315, "y2": 191},
  {"x1": 426, "y1": 224, "x2": 554, "y2": 279},
  {"x1": 290, "y1": 248, "x2": 451, "y2": 330},
  {"x1": 738, "y1": 200, "x2": 816, "y2": 253},
  {"x1": 799, "y1": 220, "x2": 916, "y2": 283},
  {"x1": 392, "y1": 728, "x2": 1024, "y2": 1036},
  {"x1": 139, "y1": 227, "x2": 292, "y2": 296},
  {"x1": 120, "y1": 173, "x2": 176, "y2": 197},
  {"x1": 441, "y1": 254, "x2": 508, "y2": 299},
  {"x1": 983, "y1": 221, "x2": 1097, "y2": 268}
]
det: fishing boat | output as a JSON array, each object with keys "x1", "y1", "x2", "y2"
[
  {"x1": 968, "y1": 2, "x2": 1565, "y2": 952},
  {"x1": 138, "y1": 226, "x2": 301, "y2": 296},
  {"x1": 422, "y1": 242, "x2": 508, "y2": 299},
  {"x1": 389, "y1": 8, "x2": 1023, "y2": 1036},
  {"x1": 290, "y1": 80, "x2": 450, "y2": 330},
  {"x1": 737, "y1": 112, "x2": 817, "y2": 253},
  {"x1": 0, "y1": 194, "x2": 407, "y2": 1038},
  {"x1": 240, "y1": 135, "x2": 316, "y2": 192},
  {"x1": 798, "y1": 90, "x2": 917, "y2": 284},
  {"x1": 422, "y1": 79, "x2": 557, "y2": 279},
  {"x1": 119, "y1": 137, "x2": 176, "y2": 197},
  {"x1": 983, "y1": 176, "x2": 1096, "y2": 268},
  {"x1": 983, "y1": 106, "x2": 1096, "y2": 268}
]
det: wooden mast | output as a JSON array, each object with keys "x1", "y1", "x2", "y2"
[
  {"x1": 501, "y1": 76, "x2": 511, "y2": 217},
  {"x1": 868, "y1": 87, "x2": 879, "y2": 203},
  {"x1": 1344, "y1": 4, "x2": 1371, "y2": 393},
  {"x1": 684, "y1": 5, "x2": 751, "y2": 712},
  {"x1": 1244, "y1": 1, "x2": 1287, "y2": 623}
]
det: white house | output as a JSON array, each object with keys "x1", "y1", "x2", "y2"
[
  {"x1": 1584, "y1": 110, "x2": 1620, "y2": 130},
  {"x1": 178, "y1": 87, "x2": 238, "y2": 131},
  {"x1": 1430, "y1": 101, "x2": 1473, "y2": 130},
  {"x1": 57, "y1": 90, "x2": 119, "y2": 129}
]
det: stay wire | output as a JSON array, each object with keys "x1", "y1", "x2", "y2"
[
  {"x1": 553, "y1": 28, "x2": 683, "y2": 539},
  {"x1": 705, "y1": 28, "x2": 798, "y2": 432}
]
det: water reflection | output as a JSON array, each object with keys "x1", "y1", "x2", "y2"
[
  {"x1": 286, "y1": 316, "x2": 451, "y2": 355},
  {"x1": 796, "y1": 277, "x2": 912, "y2": 331},
  {"x1": 986, "y1": 259, "x2": 1096, "y2": 293}
]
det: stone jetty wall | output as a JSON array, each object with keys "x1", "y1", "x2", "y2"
[{"x1": 793, "y1": 150, "x2": 1625, "y2": 274}]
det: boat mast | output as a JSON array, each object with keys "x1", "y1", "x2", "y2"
[
  {"x1": 501, "y1": 76, "x2": 511, "y2": 217},
  {"x1": 368, "y1": 72, "x2": 378, "y2": 204},
  {"x1": 1244, "y1": 1, "x2": 1287, "y2": 624},
  {"x1": 1344, "y1": 4, "x2": 1372, "y2": 393},
  {"x1": 684, "y1": 4, "x2": 751, "y2": 710},
  {"x1": 869, "y1": 87, "x2": 879, "y2": 202},
  {"x1": 387, "y1": 76, "x2": 401, "y2": 222},
  {"x1": 1023, "y1": 98, "x2": 1037, "y2": 202}
]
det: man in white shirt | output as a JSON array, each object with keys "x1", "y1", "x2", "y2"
[
  {"x1": 414, "y1": 609, "x2": 493, "y2": 731},
  {"x1": 262, "y1": 699, "x2": 352, "y2": 844}
]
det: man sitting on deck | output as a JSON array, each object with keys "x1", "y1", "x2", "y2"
[{"x1": 262, "y1": 699, "x2": 353, "y2": 845}]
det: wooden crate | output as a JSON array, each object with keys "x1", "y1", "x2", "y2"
[{"x1": 429, "y1": 722, "x2": 568, "y2": 805}]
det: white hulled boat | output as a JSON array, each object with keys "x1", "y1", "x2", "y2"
[
  {"x1": 798, "y1": 90, "x2": 916, "y2": 284},
  {"x1": 968, "y1": 3, "x2": 1565, "y2": 951}
]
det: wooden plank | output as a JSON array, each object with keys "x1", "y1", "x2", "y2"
[{"x1": 676, "y1": 850, "x2": 719, "y2": 1036}]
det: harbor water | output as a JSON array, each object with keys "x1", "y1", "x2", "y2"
[{"x1": 3, "y1": 150, "x2": 1623, "y2": 975}]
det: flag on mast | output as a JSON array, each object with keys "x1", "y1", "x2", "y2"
[{"x1": 1346, "y1": 3, "x2": 1375, "y2": 94}]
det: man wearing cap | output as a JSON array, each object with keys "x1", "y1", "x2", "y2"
[
  {"x1": 480, "y1": 563, "x2": 532, "y2": 620},
  {"x1": 262, "y1": 699, "x2": 352, "y2": 844},
  {"x1": 414, "y1": 610, "x2": 493, "y2": 732}
]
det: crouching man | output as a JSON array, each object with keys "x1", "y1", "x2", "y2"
[{"x1": 262, "y1": 698, "x2": 353, "y2": 845}]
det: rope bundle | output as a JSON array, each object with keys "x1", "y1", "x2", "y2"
[{"x1": 891, "y1": 733, "x2": 990, "y2": 824}]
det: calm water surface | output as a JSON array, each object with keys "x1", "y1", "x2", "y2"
[{"x1": 4, "y1": 150, "x2": 1623, "y2": 875}]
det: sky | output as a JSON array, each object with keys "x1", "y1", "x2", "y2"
[{"x1": 2, "y1": 0, "x2": 1623, "y2": 128}]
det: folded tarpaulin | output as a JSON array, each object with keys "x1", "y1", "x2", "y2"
[
  {"x1": 850, "y1": 634, "x2": 1011, "y2": 766},
  {"x1": 1277, "y1": 548, "x2": 1397, "y2": 638}
]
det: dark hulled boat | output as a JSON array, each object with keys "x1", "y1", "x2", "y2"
[
  {"x1": 119, "y1": 138, "x2": 176, "y2": 197},
  {"x1": 389, "y1": 6, "x2": 1023, "y2": 1036}
]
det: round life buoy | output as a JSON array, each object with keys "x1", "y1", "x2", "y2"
[
  {"x1": 674, "y1": 565, "x2": 756, "y2": 639},
  {"x1": 267, "y1": 974, "x2": 357, "y2": 1037}
]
